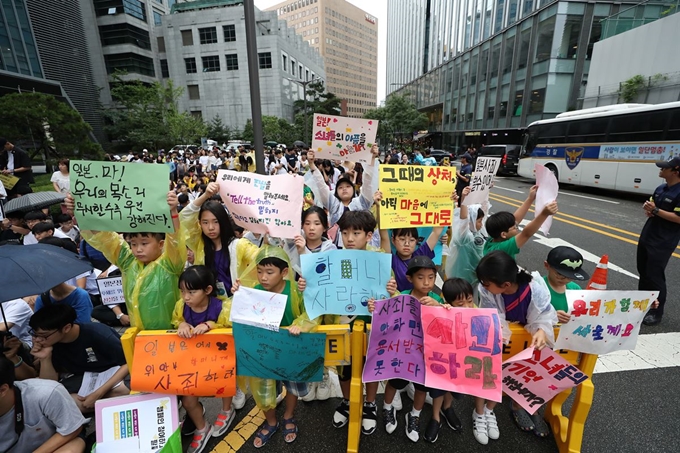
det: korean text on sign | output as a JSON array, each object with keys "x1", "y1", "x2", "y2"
[
  {"x1": 554, "y1": 290, "x2": 657, "y2": 354},
  {"x1": 70, "y1": 161, "x2": 172, "y2": 233},
  {"x1": 462, "y1": 157, "x2": 500, "y2": 206},
  {"x1": 378, "y1": 164, "x2": 456, "y2": 229},
  {"x1": 217, "y1": 170, "x2": 303, "y2": 239},
  {"x1": 96, "y1": 277, "x2": 124, "y2": 306},
  {"x1": 311, "y1": 113, "x2": 378, "y2": 163},
  {"x1": 301, "y1": 249, "x2": 392, "y2": 320},
  {"x1": 502, "y1": 347, "x2": 589, "y2": 414},
  {"x1": 131, "y1": 332, "x2": 236, "y2": 397},
  {"x1": 422, "y1": 306, "x2": 503, "y2": 402},
  {"x1": 363, "y1": 295, "x2": 425, "y2": 384}
]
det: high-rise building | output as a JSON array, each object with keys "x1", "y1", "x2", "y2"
[{"x1": 266, "y1": 0, "x2": 378, "y2": 118}]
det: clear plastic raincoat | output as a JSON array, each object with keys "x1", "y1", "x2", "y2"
[{"x1": 444, "y1": 200, "x2": 491, "y2": 287}]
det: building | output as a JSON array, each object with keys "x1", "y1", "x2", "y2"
[
  {"x1": 266, "y1": 0, "x2": 378, "y2": 118},
  {"x1": 386, "y1": 0, "x2": 643, "y2": 150},
  {"x1": 156, "y1": 0, "x2": 325, "y2": 129}
]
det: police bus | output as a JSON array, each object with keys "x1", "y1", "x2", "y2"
[{"x1": 518, "y1": 101, "x2": 680, "y2": 194}]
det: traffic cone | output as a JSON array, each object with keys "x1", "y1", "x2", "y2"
[{"x1": 586, "y1": 255, "x2": 608, "y2": 290}]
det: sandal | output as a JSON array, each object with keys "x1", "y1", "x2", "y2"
[
  {"x1": 511, "y1": 408, "x2": 535, "y2": 432},
  {"x1": 282, "y1": 417, "x2": 298, "y2": 444},
  {"x1": 253, "y1": 421, "x2": 279, "y2": 448},
  {"x1": 530, "y1": 411, "x2": 550, "y2": 438}
]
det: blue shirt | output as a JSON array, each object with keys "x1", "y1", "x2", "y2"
[
  {"x1": 35, "y1": 288, "x2": 93, "y2": 324},
  {"x1": 457, "y1": 163, "x2": 473, "y2": 189}
]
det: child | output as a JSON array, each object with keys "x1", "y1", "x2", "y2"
[
  {"x1": 55, "y1": 213, "x2": 80, "y2": 243},
  {"x1": 543, "y1": 246, "x2": 590, "y2": 323},
  {"x1": 484, "y1": 186, "x2": 558, "y2": 258},
  {"x1": 475, "y1": 250, "x2": 558, "y2": 442},
  {"x1": 171, "y1": 266, "x2": 232, "y2": 453}
]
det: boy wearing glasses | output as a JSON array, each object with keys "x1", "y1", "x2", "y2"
[{"x1": 387, "y1": 227, "x2": 446, "y2": 292}]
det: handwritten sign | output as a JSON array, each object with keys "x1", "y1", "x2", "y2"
[
  {"x1": 233, "y1": 323, "x2": 325, "y2": 382},
  {"x1": 463, "y1": 157, "x2": 500, "y2": 206},
  {"x1": 555, "y1": 290, "x2": 656, "y2": 354},
  {"x1": 230, "y1": 286, "x2": 287, "y2": 331},
  {"x1": 534, "y1": 163, "x2": 559, "y2": 235},
  {"x1": 379, "y1": 164, "x2": 456, "y2": 228},
  {"x1": 502, "y1": 347, "x2": 588, "y2": 414},
  {"x1": 131, "y1": 332, "x2": 236, "y2": 397},
  {"x1": 363, "y1": 295, "x2": 425, "y2": 384},
  {"x1": 70, "y1": 161, "x2": 172, "y2": 233},
  {"x1": 0, "y1": 173, "x2": 19, "y2": 190},
  {"x1": 312, "y1": 114, "x2": 377, "y2": 163},
  {"x1": 301, "y1": 249, "x2": 391, "y2": 320},
  {"x1": 422, "y1": 306, "x2": 503, "y2": 402},
  {"x1": 217, "y1": 170, "x2": 303, "y2": 239},
  {"x1": 96, "y1": 277, "x2": 124, "y2": 306}
]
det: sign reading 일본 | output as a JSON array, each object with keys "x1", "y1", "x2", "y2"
[
  {"x1": 379, "y1": 165, "x2": 456, "y2": 228},
  {"x1": 217, "y1": 170, "x2": 303, "y2": 239},
  {"x1": 70, "y1": 161, "x2": 173, "y2": 233},
  {"x1": 462, "y1": 157, "x2": 501, "y2": 206},
  {"x1": 300, "y1": 249, "x2": 392, "y2": 320},
  {"x1": 96, "y1": 276, "x2": 124, "y2": 306},
  {"x1": 312, "y1": 113, "x2": 378, "y2": 163}
]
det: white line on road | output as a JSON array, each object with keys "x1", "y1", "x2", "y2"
[
  {"x1": 558, "y1": 191, "x2": 620, "y2": 205},
  {"x1": 494, "y1": 186, "x2": 525, "y2": 194},
  {"x1": 594, "y1": 332, "x2": 680, "y2": 373}
]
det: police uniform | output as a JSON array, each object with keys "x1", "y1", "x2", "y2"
[{"x1": 637, "y1": 157, "x2": 680, "y2": 324}]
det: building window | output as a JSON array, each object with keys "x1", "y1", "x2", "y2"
[
  {"x1": 153, "y1": 11, "x2": 162, "y2": 25},
  {"x1": 104, "y1": 53, "x2": 155, "y2": 76},
  {"x1": 223, "y1": 24, "x2": 236, "y2": 42},
  {"x1": 199, "y1": 27, "x2": 218, "y2": 44},
  {"x1": 157, "y1": 36, "x2": 166, "y2": 52},
  {"x1": 153, "y1": 0, "x2": 163, "y2": 3},
  {"x1": 282, "y1": 54, "x2": 288, "y2": 72},
  {"x1": 225, "y1": 54, "x2": 238, "y2": 71},
  {"x1": 202, "y1": 55, "x2": 220, "y2": 72},
  {"x1": 160, "y1": 59, "x2": 169, "y2": 78},
  {"x1": 258, "y1": 52, "x2": 272, "y2": 69},
  {"x1": 122, "y1": 0, "x2": 147, "y2": 22},
  {"x1": 291, "y1": 59, "x2": 296, "y2": 76},
  {"x1": 188, "y1": 85, "x2": 200, "y2": 100},
  {"x1": 185, "y1": 57, "x2": 197, "y2": 74},
  {"x1": 191, "y1": 111, "x2": 203, "y2": 119},
  {"x1": 98, "y1": 23, "x2": 152, "y2": 50},
  {"x1": 181, "y1": 29, "x2": 193, "y2": 46}
]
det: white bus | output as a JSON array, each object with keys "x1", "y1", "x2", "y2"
[{"x1": 518, "y1": 102, "x2": 680, "y2": 194}]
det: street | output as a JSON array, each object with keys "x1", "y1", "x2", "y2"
[{"x1": 198, "y1": 176, "x2": 680, "y2": 453}]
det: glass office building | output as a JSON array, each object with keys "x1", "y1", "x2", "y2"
[{"x1": 0, "y1": 0, "x2": 42, "y2": 77}]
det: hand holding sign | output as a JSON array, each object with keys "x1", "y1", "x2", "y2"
[
  {"x1": 534, "y1": 164, "x2": 559, "y2": 235},
  {"x1": 463, "y1": 157, "x2": 501, "y2": 206}
]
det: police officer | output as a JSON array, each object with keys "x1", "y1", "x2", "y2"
[{"x1": 638, "y1": 156, "x2": 680, "y2": 326}]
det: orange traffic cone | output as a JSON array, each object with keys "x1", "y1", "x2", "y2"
[{"x1": 586, "y1": 255, "x2": 608, "y2": 290}]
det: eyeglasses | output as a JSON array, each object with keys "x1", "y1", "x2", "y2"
[
  {"x1": 29, "y1": 328, "x2": 59, "y2": 340},
  {"x1": 394, "y1": 237, "x2": 417, "y2": 244}
]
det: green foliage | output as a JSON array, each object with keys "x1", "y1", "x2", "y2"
[
  {"x1": 241, "y1": 119, "x2": 254, "y2": 142},
  {"x1": 293, "y1": 81, "x2": 342, "y2": 144},
  {"x1": 31, "y1": 174, "x2": 55, "y2": 193},
  {"x1": 0, "y1": 92, "x2": 102, "y2": 161},
  {"x1": 364, "y1": 94, "x2": 428, "y2": 144},
  {"x1": 619, "y1": 75, "x2": 647, "y2": 103},
  {"x1": 206, "y1": 115, "x2": 232, "y2": 144}
]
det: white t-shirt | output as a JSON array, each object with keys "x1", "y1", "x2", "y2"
[
  {"x1": 0, "y1": 298, "x2": 33, "y2": 347},
  {"x1": 199, "y1": 155, "x2": 210, "y2": 168},
  {"x1": 50, "y1": 171, "x2": 70, "y2": 193}
]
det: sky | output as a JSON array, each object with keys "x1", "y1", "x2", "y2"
[{"x1": 254, "y1": 0, "x2": 388, "y2": 106}]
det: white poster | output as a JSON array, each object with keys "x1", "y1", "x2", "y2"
[
  {"x1": 312, "y1": 113, "x2": 378, "y2": 163},
  {"x1": 96, "y1": 277, "x2": 124, "y2": 306},
  {"x1": 534, "y1": 163, "x2": 559, "y2": 235},
  {"x1": 462, "y1": 157, "x2": 501, "y2": 206},
  {"x1": 230, "y1": 286, "x2": 287, "y2": 331}
]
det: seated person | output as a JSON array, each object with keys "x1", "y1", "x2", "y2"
[{"x1": 0, "y1": 298, "x2": 34, "y2": 348}]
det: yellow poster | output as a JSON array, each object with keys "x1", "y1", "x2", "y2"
[
  {"x1": 378, "y1": 164, "x2": 456, "y2": 228},
  {"x1": 0, "y1": 174, "x2": 20, "y2": 190}
]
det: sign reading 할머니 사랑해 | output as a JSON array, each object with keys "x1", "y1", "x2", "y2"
[
  {"x1": 311, "y1": 114, "x2": 378, "y2": 163},
  {"x1": 70, "y1": 161, "x2": 173, "y2": 233}
]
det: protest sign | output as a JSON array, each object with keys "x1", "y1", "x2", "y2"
[
  {"x1": 379, "y1": 165, "x2": 456, "y2": 228},
  {"x1": 502, "y1": 347, "x2": 589, "y2": 414},
  {"x1": 230, "y1": 286, "x2": 287, "y2": 331},
  {"x1": 300, "y1": 249, "x2": 392, "y2": 320},
  {"x1": 95, "y1": 393, "x2": 180, "y2": 449},
  {"x1": 462, "y1": 157, "x2": 501, "y2": 206},
  {"x1": 70, "y1": 161, "x2": 172, "y2": 233},
  {"x1": 363, "y1": 295, "x2": 426, "y2": 384},
  {"x1": 131, "y1": 331, "x2": 236, "y2": 397},
  {"x1": 534, "y1": 163, "x2": 559, "y2": 235},
  {"x1": 422, "y1": 306, "x2": 503, "y2": 402},
  {"x1": 0, "y1": 173, "x2": 19, "y2": 190},
  {"x1": 312, "y1": 113, "x2": 378, "y2": 163},
  {"x1": 233, "y1": 323, "x2": 326, "y2": 382},
  {"x1": 96, "y1": 277, "x2": 124, "y2": 306},
  {"x1": 217, "y1": 170, "x2": 303, "y2": 239},
  {"x1": 555, "y1": 290, "x2": 656, "y2": 354}
]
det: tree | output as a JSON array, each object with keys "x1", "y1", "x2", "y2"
[
  {"x1": 0, "y1": 92, "x2": 102, "y2": 162},
  {"x1": 206, "y1": 115, "x2": 231, "y2": 144},
  {"x1": 240, "y1": 119, "x2": 254, "y2": 142},
  {"x1": 293, "y1": 81, "x2": 342, "y2": 144},
  {"x1": 364, "y1": 93, "x2": 428, "y2": 148}
]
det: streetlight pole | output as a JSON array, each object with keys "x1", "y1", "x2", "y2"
[{"x1": 243, "y1": 0, "x2": 265, "y2": 174}]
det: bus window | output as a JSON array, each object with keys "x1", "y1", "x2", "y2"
[
  {"x1": 540, "y1": 122, "x2": 568, "y2": 144},
  {"x1": 668, "y1": 110, "x2": 680, "y2": 140},
  {"x1": 609, "y1": 111, "x2": 668, "y2": 142},
  {"x1": 566, "y1": 118, "x2": 609, "y2": 144}
]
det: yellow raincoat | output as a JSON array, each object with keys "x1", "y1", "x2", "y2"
[{"x1": 170, "y1": 297, "x2": 231, "y2": 329}]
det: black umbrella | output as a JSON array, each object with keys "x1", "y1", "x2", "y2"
[
  {"x1": 293, "y1": 141, "x2": 307, "y2": 148},
  {"x1": 264, "y1": 141, "x2": 278, "y2": 147},
  {"x1": 3, "y1": 191, "x2": 66, "y2": 214}
]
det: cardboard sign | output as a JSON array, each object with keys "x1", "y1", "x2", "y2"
[
  {"x1": 463, "y1": 157, "x2": 501, "y2": 206},
  {"x1": 70, "y1": 161, "x2": 172, "y2": 233},
  {"x1": 0, "y1": 173, "x2": 19, "y2": 190},
  {"x1": 312, "y1": 113, "x2": 378, "y2": 163},
  {"x1": 363, "y1": 295, "x2": 425, "y2": 384},
  {"x1": 534, "y1": 163, "x2": 559, "y2": 235},
  {"x1": 300, "y1": 249, "x2": 392, "y2": 320},
  {"x1": 233, "y1": 323, "x2": 326, "y2": 382},
  {"x1": 230, "y1": 286, "x2": 287, "y2": 331},
  {"x1": 422, "y1": 306, "x2": 503, "y2": 402},
  {"x1": 96, "y1": 277, "x2": 124, "y2": 306},
  {"x1": 131, "y1": 331, "x2": 236, "y2": 397},
  {"x1": 217, "y1": 170, "x2": 303, "y2": 239},
  {"x1": 502, "y1": 347, "x2": 588, "y2": 414},
  {"x1": 379, "y1": 164, "x2": 456, "y2": 228},
  {"x1": 554, "y1": 290, "x2": 657, "y2": 354}
]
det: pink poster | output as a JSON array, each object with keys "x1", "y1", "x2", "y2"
[
  {"x1": 422, "y1": 306, "x2": 503, "y2": 402},
  {"x1": 502, "y1": 347, "x2": 589, "y2": 414}
]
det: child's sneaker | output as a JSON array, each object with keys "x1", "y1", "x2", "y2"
[
  {"x1": 383, "y1": 406, "x2": 397, "y2": 434},
  {"x1": 441, "y1": 405, "x2": 463, "y2": 431},
  {"x1": 181, "y1": 403, "x2": 205, "y2": 436},
  {"x1": 332, "y1": 399, "x2": 350, "y2": 428},
  {"x1": 300, "y1": 382, "x2": 317, "y2": 402},
  {"x1": 392, "y1": 389, "x2": 403, "y2": 411},
  {"x1": 361, "y1": 401, "x2": 378, "y2": 435},
  {"x1": 485, "y1": 408, "x2": 499, "y2": 440},
  {"x1": 423, "y1": 418, "x2": 442, "y2": 443},
  {"x1": 187, "y1": 424, "x2": 213, "y2": 453},
  {"x1": 472, "y1": 411, "x2": 489, "y2": 445},
  {"x1": 316, "y1": 373, "x2": 331, "y2": 400},
  {"x1": 212, "y1": 408, "x2": 235, "y2": 437},
  {"x1": 232, "y1": 387, "x2": 246, "y2": 410},
  {"x1": 405, "y1": 412, "x2": 420, "y2": 442}
]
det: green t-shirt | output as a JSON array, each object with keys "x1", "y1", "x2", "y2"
[
  {"x1": 543, "y1": 276, "x2": 581, "y2": 312},
  {"x1": 484, "y1": 236, "x2": 520, "y2": 258},
  {"x1": 255, "y1": 280, "x2": 294, "y2": 327},
  {"x1": 400, "y1": 289, "x2": 444, "y2": 304}
]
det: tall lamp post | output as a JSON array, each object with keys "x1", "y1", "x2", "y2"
[
  {"x1": 288, "y1": 76, "x2": 319, "y2": 144},
  {"x1": 244, "y1": 0, "x2": 265, "y2": 174}
]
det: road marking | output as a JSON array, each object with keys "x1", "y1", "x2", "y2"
[
  {"x1": 212, "y1": 405, "x2": 265, "y2": 453},
  {"x1": 557, "y1": 191, "x2": 620, "y2": 205},
  {"x1": 494, "y1": 185, "x2": 525, "y2": 194},
  {"x1": 593, "y1": 332, "x2": 680, "y2": 373}
]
